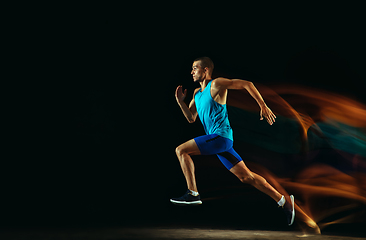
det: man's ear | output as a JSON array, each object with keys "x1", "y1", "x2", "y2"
[{"x1": 204, "y1": 67, "x2": 209, "y2": 73}]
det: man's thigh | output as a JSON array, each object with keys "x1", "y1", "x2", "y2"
[{"x1": 217, "y1": 147, "x2": 243, "y2": 170}]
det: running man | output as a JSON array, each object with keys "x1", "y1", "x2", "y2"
[{"x1": 171, "y1": 57, "x2": 295, "y2": 226}]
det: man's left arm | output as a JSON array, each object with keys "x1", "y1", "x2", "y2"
[{"x1": 214, "y1": 77, "x2": 276, "y2": 125}]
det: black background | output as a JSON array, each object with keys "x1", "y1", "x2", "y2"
[{"x1": 3, "y1": 2, "x2": 366, "y2": 235}]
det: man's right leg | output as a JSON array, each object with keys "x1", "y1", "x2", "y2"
[
  {"x1": 170, "y1": 139, "x2": 202, "y2": 205},
  {"x1": 171, "y1": 134, "x2": 229, "y2": 205},
  {"x1": 175, "y1": 139, "x2": 201, "y2": 192}
]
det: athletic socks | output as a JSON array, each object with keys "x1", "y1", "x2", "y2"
[
  {"x1": 189, "y1": 190, "x2": 199, "y2": 196},
  {"x1": 277, "y1": 195, "x2": 286, "y2": 207}
]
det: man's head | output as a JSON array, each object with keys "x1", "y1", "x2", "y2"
[{"x1": 191, "y1": 57, "x2": 214, "y2": 82}]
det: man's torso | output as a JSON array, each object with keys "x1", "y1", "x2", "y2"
[{"x1": 194, "y1": 80, "x2": 233, "y2": 140}]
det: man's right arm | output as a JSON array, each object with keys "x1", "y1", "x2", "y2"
[{"x1": 175, "y1": 86, "x2": 198, "y2": 123}]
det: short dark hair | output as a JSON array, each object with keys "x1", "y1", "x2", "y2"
[{"x1": 194, "y1": 57, "x2": 214, "y2": 75}]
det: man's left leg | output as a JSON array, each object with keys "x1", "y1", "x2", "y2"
[
  {"x1": 230, "y1": 161, "x2": 282, "y2": 202},
  {"x1": 229, "y1": 160, "x2": 295, "y2": 226},
  {"x1": 217, "y1": 147, "x2": 295, "y2": 226}
]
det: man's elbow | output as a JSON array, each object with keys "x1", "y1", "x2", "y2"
[
  {"x1": 243, "y1": 80, "x2": 254, "y2": 89},
  {"x1": 187, "y1": 117, "x2": 196, "y2": 123},
  {"x1": 188, "y1": 118, "x2": 195, "y2": 123}
]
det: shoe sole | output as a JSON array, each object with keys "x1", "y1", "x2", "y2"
[
  {"x1": 289, "y1": 195, "x2": 295, "y2": 226},
  {"x1": 170, "y1": 199, "x2": 202, "y2": 205}
]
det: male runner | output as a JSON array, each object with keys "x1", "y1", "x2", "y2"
[{"x1": 170, "y1": 57, "x2": 295, "y2": 226}]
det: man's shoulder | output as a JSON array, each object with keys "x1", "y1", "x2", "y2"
[
  {"x1": 213, "y1": 77, "x2": 230, "y2": 84},
  {"x1": 191, "y1": 88, "x2": 201, "y2": 100},
  {"x1": 193, "y1": 88, "x2": 201, "y2": 94},
  {"x1": 212, "y1": 77, "x2": 231, "y2": 89}
]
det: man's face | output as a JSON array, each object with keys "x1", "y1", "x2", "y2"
[{"x1": 191, "y1": 61, "x2": 207, "y2": 82}]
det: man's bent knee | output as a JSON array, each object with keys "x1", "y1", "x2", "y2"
[
  {"x1": 175, "y1": 139, "x2": 201, "y2": 158},
  {"x1": 175, "y1": 145, "x2": 187, "y2": 157}
]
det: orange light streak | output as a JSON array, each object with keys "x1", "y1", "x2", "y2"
[{"x1": 226, "y1": 83, "x2": 366, "y2": 233}]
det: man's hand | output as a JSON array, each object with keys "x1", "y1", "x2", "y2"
[
  {"x1": 260, "y1": 105, "x2": 276, "y2": 125},
  {"x1": 175, "y1": 85, "x2": 187, "y2": 103},
  {"x1": 175, "y1": 86, "x2": 198, "y2": 123}
]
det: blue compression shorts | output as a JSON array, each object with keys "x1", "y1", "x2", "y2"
[{"x1": 194, "y1": 134, "x2": 243, "y2": 170}]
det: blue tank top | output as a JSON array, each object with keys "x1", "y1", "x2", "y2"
[{"x1": 194, "y1": 80, "x2": 233, "y2": 141}]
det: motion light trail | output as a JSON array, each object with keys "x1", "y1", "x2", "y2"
[{"x1": 225, "y1": 84, "x2": 366, "y2": 233}]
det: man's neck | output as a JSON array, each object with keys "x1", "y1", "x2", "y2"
[{"x1": 199, "y1": 77, "x2": 212, "y2": 91}]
